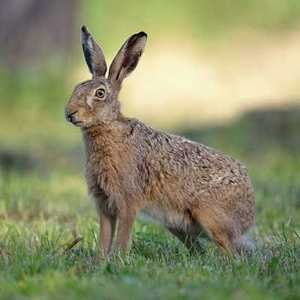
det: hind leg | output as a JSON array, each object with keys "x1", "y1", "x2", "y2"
[
  {"x1": 191, "y1": 208, "x2": 240, "y2": 255},
  {"x1": 167, "y1": 227, "x2": 204, "y2": 254}
]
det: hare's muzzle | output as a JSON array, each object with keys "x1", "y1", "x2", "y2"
[{"x1": 65, "y1": 110, "x2": 80, "y2": 125}]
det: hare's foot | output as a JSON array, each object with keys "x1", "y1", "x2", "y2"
[
  {"x1": 99, "y1": 211, "x2": 117, "y2": 258},
  {"x1": 191, "y1": 208, "x2": 240, "y2": 255}
]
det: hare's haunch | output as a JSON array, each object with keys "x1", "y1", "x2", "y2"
[{"x1": 65, "y1": 26, "x2": 255, "y2": 257}]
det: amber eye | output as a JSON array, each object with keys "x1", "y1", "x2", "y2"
[{"x1": 95, "y1": 88, "x2": 106, "y2": 99}]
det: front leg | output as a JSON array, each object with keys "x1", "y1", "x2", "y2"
[
  {"x1": 99, "y1": 210, "x2": 116, "y2": 258},
  {"x1": 114, "y1": 206, "x2": 136, "y2": 253}
]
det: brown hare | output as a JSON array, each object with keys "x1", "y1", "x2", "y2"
[{"x1": 65, "y1": 25, "x2": 255, "y2": 258}]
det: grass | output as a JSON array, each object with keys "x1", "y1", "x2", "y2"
[
  {"x1": 1, "y1": 65, "x2": 300, "y2": 300},
  {"x1": 1, "y1": 110, "x2": 300, "y2": 299}
]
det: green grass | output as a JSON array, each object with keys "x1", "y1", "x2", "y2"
[
  {"x1": 1, "y1": 71, "x2": 300, "y2": 299},
  {"x1": 1, "y1": 118, "x2": 300, "y2": 299},
  {"x1": 1, "y1": 75, "x2": 300, "y2": 299}
]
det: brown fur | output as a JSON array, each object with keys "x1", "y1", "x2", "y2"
[{"x1": 65, "y1": 26, "x2": 255, "y2": 257}]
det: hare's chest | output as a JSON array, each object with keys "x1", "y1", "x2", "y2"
[
  {"x1": 85, "y1": 155, "x2": 127, "y2": 201},
  {"x1": 86, "y1": 165, "x2": 118, "y2": 214},
  {"x1": 86, "y1": 158, "x2": 116, "y2": 190}
]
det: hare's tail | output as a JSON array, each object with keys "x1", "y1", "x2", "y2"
[{"x1": 235, "y1": 233, "x2": 256, "y2": 254}]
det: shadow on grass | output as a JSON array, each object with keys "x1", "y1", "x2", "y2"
[
  {"x1": 1, "y1": 103, "x2": 300, "y2": 176},
  {"x1": 177, "y1": 103, "x2": 300, "y2": 158}
]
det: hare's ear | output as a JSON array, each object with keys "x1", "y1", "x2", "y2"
[
  {"x1": 108, "y1": 31, "x2": 147, "y2": 84},
  {"x1": 81, "y1": 25, "x2": 107, "y2": 78}
]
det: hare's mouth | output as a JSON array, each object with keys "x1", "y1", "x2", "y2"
[{"x1": 72, "y1": 120, "x2": 83, "y2": 126}]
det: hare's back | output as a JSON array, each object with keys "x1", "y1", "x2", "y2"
[{"x1": 130, "y1": 120, "x2": 250, "y2": 183}]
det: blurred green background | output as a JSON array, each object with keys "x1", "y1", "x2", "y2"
[
  {"x1": 1, "y1": 0, "x2": 300, "y2": 167},
  {"x1": 0, "y1": 1, "x2": 300, "y2": 299}
]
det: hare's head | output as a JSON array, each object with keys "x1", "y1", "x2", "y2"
[{"x1": 65, "y1": 26, "x2": 147, "y2": 128}]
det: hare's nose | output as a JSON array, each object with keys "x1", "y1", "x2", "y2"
[{"x1": 65, "y1": 110, "x2": 78, "y2": 123}]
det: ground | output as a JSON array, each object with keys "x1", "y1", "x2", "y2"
[{"x1": 0, "y1": 103, "x2": 299, "y2": 300}]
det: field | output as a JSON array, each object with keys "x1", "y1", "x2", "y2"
[
  {"x1": 1, "y1": 92, "x2": 300, "y2": 299},
  {"x1": 1, "y1": 1, "x2": 300, "y2": 299}
]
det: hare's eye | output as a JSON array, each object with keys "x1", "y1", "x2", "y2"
[{"x1": 95, "y1": 88, "x2": 106, "y2": 99}]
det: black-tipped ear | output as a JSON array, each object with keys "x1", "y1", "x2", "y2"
[
  {"x1": 81, "y1": 25, "x2": 107, "y2": 78},
  {"x1": 108, "y1": 31, "x2": 147, "y2": 84}
]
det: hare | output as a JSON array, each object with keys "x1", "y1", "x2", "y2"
[{"x1": 65, "y1": 25, "x2": 255, "y2": 257}]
